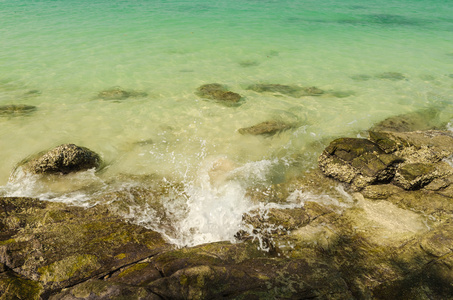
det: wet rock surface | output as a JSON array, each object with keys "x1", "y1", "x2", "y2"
[
  {"x1": 0, "y1": 197, "x2": 169, "y2": 299},
  {"x1": 21, "y1": 144, "x2": 102, "y2": 175},
  {"x1": 238, "y1": 120, "x2": 294, "y2": 136},
  {"x1": 318, "y1": 137, "x2": 404, "y2": 190},
  {"x1": 195, "y1": 83, "x2": 242, "y2": 104}
]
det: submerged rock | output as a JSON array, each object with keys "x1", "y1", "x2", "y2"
[
  {"x1": 246, "y1": 83, "x2": 324, "y2": 97},
  {"x1": 238, "y1": 120, "x2": 294, "y2": 136},
  {"x1": 21, "y1": 144, "x2": 102, "y2": 175},
  {"x1": 375, "y1": 72, "x2": 406, "y2": 81},
  {"x1": 195, "y1": 83, "x2": 242, "y2": 104},
  {"x1": 97, "y1": 87, "x2": 147, "y2": 100},
  {"x1": 0, "y1": 104, "x2": 37, "y2": 116},
  {"x1": 370, "y1": 107, "x2": 444, "y2": 132}
]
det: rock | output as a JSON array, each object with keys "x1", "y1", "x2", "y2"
[
  {"x1": 0, "y1": 197, "x2": 169, "y2": 298},
  {"x1": 246, "y1": 83, "x2": 324, "y2": 97},
  {"x1": 320, "y1": 130, "x2": 453, "y2": 191},
  {"x1": 369, "y1": 107, "x2": 444, "y2": 132},
  {"x1": 238, "y1": 120, "x2": 293, "y2": 136},
  {"x1": 318, "y1": 137, "x2": 403, "y2": 190},
  {"x1": 0, "y1": 104, "x2": 37, "y2": 116},
  {"x1": 372, "y1": 220, "x2": 453, "y2": 299},
  {"x1": 375, "y1": 72, "x2": 406, "y2": 80},
  {"x1": 21, "y1": 144, "x2": 102, "y2": 175},
  {"x1": 0, "y1": 270, "x2": 43, "y2": 300},
  {"x1": 49, "y1": 279, "x2": 162, "y2": 300},
  {"x1": 97, "y1": 87, "x2": 147, "y2": 100},
  {"x1": 392, "y1": 161, "x2": 453, "y2": 190},
  {"x1": 369, "y1": 130, "x2": 453, "y2": 157},
  {"x1": 195, "y1": 83, "x2": 242, "y2": 104}
]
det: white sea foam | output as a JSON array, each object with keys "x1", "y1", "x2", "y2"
[{"x1": 1, "y1": 168, "x2": 105, "y2": 206}]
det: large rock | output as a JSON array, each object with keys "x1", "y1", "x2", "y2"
[
  {"x1": 195, "y1": 83, "x2": 242, "y2": 104},
  {"x1": 318, "y1": 137, "x2": 403, "y2": 190},
  {"x1": 21, "y1": 144, "x2": 102, "y2": 175},
  {"x1": 319, "y1": 130, "x2": 453, "y2": 191},
  {"x1": 0, "y1": 197, "x2": 169, "y2": 298}
]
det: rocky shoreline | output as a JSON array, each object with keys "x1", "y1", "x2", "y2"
[{"x1": 2, "y1": 107, "x2": 453, "y2": 299}]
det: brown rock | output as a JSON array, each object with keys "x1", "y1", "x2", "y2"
[{"x1": 22, "y1": 144, "x2": 102, "y2": 175}]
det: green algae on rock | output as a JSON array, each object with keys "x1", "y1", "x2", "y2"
[
  {"x1": 0, "y1": 270, "x2": 43, "y2": 300},
  {"x1": 318, "y1": 137, "x2": 403, "y2": 190},
  {"x1": 195, "y1": 83, "x2": 242, "y2": 105},
  {"x1": 20, "y1": 144, "x2": 102, "y2": 175},
  {"x1": 238, "y1": 120, "x2": 294, "y2": 136},
  {"x1": 0, "y1": 197, "x2": 170, "y2": 298}
]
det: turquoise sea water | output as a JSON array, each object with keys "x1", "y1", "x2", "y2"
[{"x1": 1, "y1": 0, "x2": 453, "y2": 246}]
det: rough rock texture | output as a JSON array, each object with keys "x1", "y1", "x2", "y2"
[
  {"x1": 318, "y1": 137, "x2": 404, "y2": 190},
  {"x1": 97, "y1": 87, "x2": 147, "y2": 100},
  {"x1": 319, "y1": 129, "x2": 453, "y2": 192},
  {"x1": 0, "y1": 104, "x2": 37, "y2": 116},
  {"x1": 0, "y1": 197, "x2": 169, "y2": 299},
  {"x1": 195, "y1": 83, "x2": 242, "y2": 104},
  {"x1": 21, "y1": 144, "x2": 102, "y2": 175},
  {"x1": 238, "y1": 120, "x2": 294, "y2": 136}
]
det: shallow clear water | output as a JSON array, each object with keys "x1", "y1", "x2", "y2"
[{"x1": 1, "y1": 0, "x2": 453, "y2": 246}]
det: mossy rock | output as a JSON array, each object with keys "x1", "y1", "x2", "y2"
[
  {"x1": 0, "y1": 197, "x2": 169, "y2": 296},
  {"x1": 369, "y1": 130, "x2": 453, "y2": 166},
  {"x1": 238, "y1": 120, "x2": 294, "y2": 136},
  {"x1": 318, "y1": 137, "x2": 403, "y2": 190},
  {"x1": 21, "y1": 144, "x2": 102, "y2": 175},
  {"x1": 0, "y1": 270, "x2": 43, "y2": 300},
  {"x1": 49, "y1": 279, "x2": 161, "y2": 300},
  {"x1": 195, "y1": 83, "x2": 242, "y2": 104}
]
